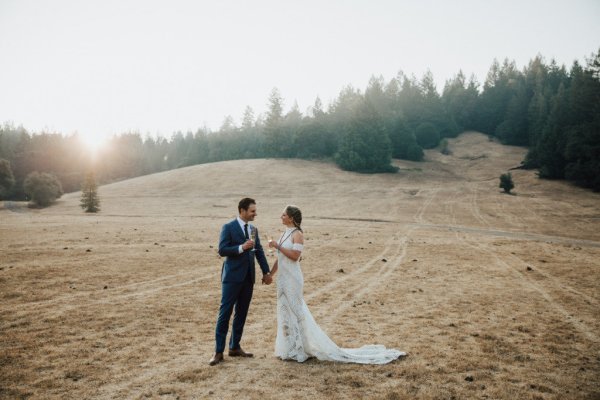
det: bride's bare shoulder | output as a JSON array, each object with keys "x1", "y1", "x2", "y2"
[{"x1": 292, "y1": 230, "x2": 304, "y2": 243}]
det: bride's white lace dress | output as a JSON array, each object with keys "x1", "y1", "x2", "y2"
[{"x1": 275, "y1": 228, "x2": 406, "y2": 364}]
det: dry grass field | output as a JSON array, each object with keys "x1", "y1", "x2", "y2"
[{"x1": 1, "y1": 132, "x2": 599, "y2": 399}]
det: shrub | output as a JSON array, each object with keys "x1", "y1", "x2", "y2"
[
  {"x1": 23, "y1": 172, "x2": 63, "y2": 207},
  {"x1": 499, "y1": 172, "x2": 514, "y2": 194}
]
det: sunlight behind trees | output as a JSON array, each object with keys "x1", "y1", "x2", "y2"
[
  {"x1": 79, "y1": 134, "x2": 107, "y2": 159},
  {"x1": 0, "y1": 49, "x2": 599, "y2": 201}
]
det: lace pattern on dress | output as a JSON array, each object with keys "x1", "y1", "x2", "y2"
[{"x1": 274, "y1": 227, "x2": 405, "y2": 364}]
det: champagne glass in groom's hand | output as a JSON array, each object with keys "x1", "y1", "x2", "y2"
[{"x1": 250, "y1": 227, "x2": 256, "y2": 252}]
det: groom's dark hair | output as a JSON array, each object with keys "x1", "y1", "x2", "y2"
[{"x1": 238, "y1": 197, "x2": 256, "y2": 213}]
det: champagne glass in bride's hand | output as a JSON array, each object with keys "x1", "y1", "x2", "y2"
[{"x1": 267, "y1": 236, "x2": 274, "y2": 254}]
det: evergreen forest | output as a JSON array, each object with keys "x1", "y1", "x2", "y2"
[{"x1": 1, "y1": 50, "x2": 599, "y2": 201}]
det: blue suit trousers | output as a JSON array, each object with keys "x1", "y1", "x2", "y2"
[{"x1": 215, "y1": 270, "x2": 254, "y2": 353}]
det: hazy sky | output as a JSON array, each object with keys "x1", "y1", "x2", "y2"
[{"x1": 1, "y1": 0, "x2": 599, "y2": 142}]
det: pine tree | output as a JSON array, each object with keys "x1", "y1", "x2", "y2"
[
  {"x1": 495, "y1": 79, "x2": 530, "y2": 145},
  {"x1": 311, "y1": 96, "x2": 325, "y2": 118},
  {"x1": 537, "y1": 83, "x2": 569, "y2": 179},
  {"x1": 563, "y1": 50, "x2": 600, "y2": 190},
  {"x1": 334, "y1": 99, "x2": 395, "y2": 173},
  {"x1": 220, "y1": 115, "x2": 236, "y2": 133},
  {"x1": 388, "y1": 118, "x2": 423, "y2": 160},
  {"x1": 80, "y1": 171, "x2": 100, "y2": 213},
  {"x1": 523, "y1": 80, "x2": 548, "y2": 168},
  {"x1": 0, "y1": 159, "x2": 15, "y2": 199},
  {"x1": 241, "y1": 106, "x2": 256, "y2": 131},
  {"x1": 415, "y1": 122, "x2": 440, "y2": 149},
  {"x1": 263, "y1": 88, "x2": 285, "y2": 156}
]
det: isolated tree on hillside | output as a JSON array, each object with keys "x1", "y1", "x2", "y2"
[
  {"x1": 80, "y1": 171, "x2": 100, "y2": 213},
  {"x1": 0, "y1": 158, "x2": 15, "y2": 199},
  {"x1": 499, "y1": 172, "x2": 515, "y2": 194},
  {"x1": 23, "y1": 171, "x2": 63, "y2": 207}
]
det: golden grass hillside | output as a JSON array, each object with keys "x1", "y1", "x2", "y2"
[{"x1": 1, "y1": 132, "x2": 599, "y2": 399}]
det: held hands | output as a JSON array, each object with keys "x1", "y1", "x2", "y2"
[{"x1": 262, "y1": 273, "x2": 273, "y2": 285}]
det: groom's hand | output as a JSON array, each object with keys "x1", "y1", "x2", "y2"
[
  {"x1": 242, "y1": 240, "x2": 254, "y2": 251},
  {"x1": 262, "y1": 274, "x2": 273, "y2": 285}
]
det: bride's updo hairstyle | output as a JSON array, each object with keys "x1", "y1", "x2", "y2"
[{"x1": 285, "y1": 205, "x2": 303, "y2": 232}]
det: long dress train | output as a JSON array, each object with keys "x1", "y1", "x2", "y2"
[{"x1": 275, "y1": 228, "x2": 406, "y2": 364}]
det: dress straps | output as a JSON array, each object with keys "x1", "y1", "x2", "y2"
[{"x1": 278, "y1": 228, "x2": 298, "y2": 248}]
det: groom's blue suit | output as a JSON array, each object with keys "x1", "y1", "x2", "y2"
[{"x1": 214, "y1": 218, "x2": 270, "y2": 353}]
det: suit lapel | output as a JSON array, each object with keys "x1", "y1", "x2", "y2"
[{"x1": 233, "y1": 219, "x2": 246, "y2": 242}]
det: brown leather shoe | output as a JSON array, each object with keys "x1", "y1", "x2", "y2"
[
  {"x1": 228, "y1": 348, "x2": 253, "y2": 357},
  {"x1": 209, "y1": 352, "x2": 224, "y2": 366}
]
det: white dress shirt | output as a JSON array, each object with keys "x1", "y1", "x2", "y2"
[{"x1": 236, "y1": 216, "x2": 252, "y2": 254}]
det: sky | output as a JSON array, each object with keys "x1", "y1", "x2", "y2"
[{"x1": 0, "y1": 0, "x2": 599, "y2": 143}]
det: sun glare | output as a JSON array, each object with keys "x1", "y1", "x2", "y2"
[{"x1": 80, "y1": 134, "x2": 106, "y2": 156}]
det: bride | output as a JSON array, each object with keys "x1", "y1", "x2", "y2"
[{"x1": 268, "y1": 205, "x2": 405, "y2": 364}]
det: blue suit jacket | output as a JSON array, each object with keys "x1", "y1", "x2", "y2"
[{"x1": 218, "y1": 219, "x2": 270, "y2": 283}]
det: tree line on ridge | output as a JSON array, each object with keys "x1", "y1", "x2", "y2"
[{"x1": 0, "y1": 49, "x2": 599, "y2": 201}]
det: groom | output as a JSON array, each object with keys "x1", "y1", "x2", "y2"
[{"x1": 209, "y1": 197, "x2": 272, "y2": 366}]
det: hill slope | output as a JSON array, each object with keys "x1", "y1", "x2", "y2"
[{"x1": 49, "y1": 131, "x2": 599, "y2": 241}]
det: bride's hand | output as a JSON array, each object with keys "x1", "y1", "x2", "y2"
[{"x1": 268, "y1": 240, "x2": 277, "y2": 249}]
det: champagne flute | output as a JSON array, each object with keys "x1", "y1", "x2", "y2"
[
  {"x1": 267, "y1": 235, "x2": 274, "y2": 255},
  {"x1": 250, "y1": 226, "x2": 256, "y2": 252}
]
